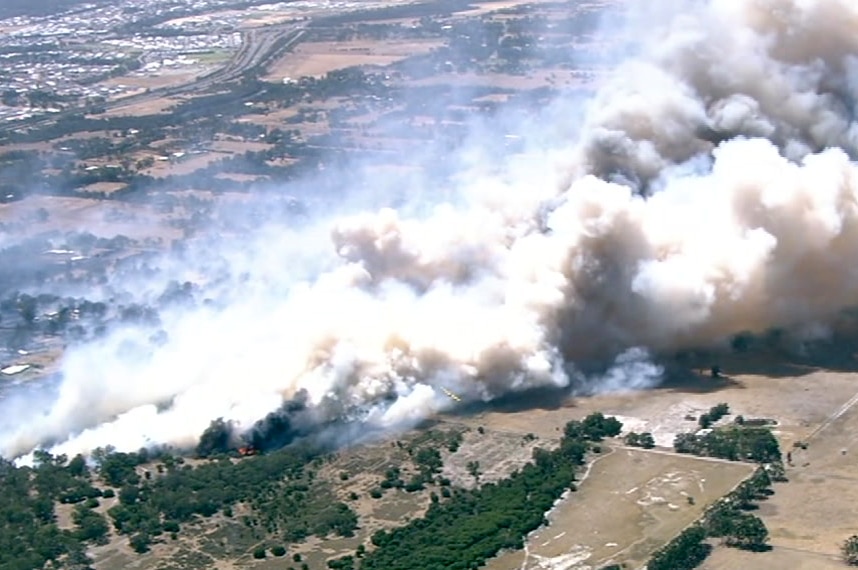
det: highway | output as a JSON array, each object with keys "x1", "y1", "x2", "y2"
[{"x1": 0, "y1": 24, "x2": 307, "y2": 136}]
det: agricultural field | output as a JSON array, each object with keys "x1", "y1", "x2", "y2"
[{"x1": 485, "y1": 447, "x2": 754, "y2": 570}]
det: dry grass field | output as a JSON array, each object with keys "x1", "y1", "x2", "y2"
[
  {"x1": 0, "y1": 195, "x2": 182, "y2": 242},
  {"x1": 262, "y1": 39, "x2": 443, "y2": 82},
  {"x1": 484, "y1": 447, "x2": 753, "y2": 570},
  {"x1": 700, "y1": 370, "x2": 858, "y2": 569}
]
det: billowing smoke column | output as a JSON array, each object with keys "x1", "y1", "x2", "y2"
[{"x1": 5, "y1": 0, "x2": 858, "y2": 458}]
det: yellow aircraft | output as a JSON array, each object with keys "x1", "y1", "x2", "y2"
[{"x1": 440, "y1": 386, "x2": 462, "y2": 402}]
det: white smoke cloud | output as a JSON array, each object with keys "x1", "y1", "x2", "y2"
[{"x1": 6, "y1": 0, "x2": 858, "y2": 458}]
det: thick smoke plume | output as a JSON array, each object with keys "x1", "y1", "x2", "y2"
[{"x1": 6, "y1": 0, "x2": 858, "y2": 458}]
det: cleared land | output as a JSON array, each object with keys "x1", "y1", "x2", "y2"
[
  {"x1": 0, "y1": 195, "x2": 182, "y2": 242},
  {"x1": 263, "y1": 39, "x2": 443, "y2": 81},
  {"x1": 482, "y1": 447, "x2": 753, "y2": 570}
]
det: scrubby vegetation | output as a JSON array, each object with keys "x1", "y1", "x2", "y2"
[
  {"x1": 0, "y1": 452, "x2": 103, "y2": 570},
  {"x1": 0, "y1": 405, "x2": 784, "y2": 570},
  {"x1": 0, "y1": 443, "x2": 358, "y2": 569}
]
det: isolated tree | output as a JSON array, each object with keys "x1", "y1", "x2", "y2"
[
  {"x1": 843, "y1": 535, "x2": 858, "y2": 565},
  {"x1": 638, "y1": 432, "x2": 656, "y2": 449}
]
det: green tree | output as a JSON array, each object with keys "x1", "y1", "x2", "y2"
[
  {"x1": 638, "y1": 432, "x2": 656, "y2": 449},
  {"x1": 582, "y1": 412, "x2": 623, "y2": 440},
  {"x1": 129, "y1": 533, "x2": 151, "y2": 554},
  {"x1": 72, "y1": 505, "x2": 109, "y2": 545},
  {"x1": 725, "y1": 513, "x2": 768, "y2": 550},
  {"x1": 647, "y1": 524, "x2": 710, "y2": 570},
  {"x1": 842, "y1": 535, "x2": 858, "y2": 566},
  {"x1": 271, "y1": 545, "x2": 287, "y2": 557}
]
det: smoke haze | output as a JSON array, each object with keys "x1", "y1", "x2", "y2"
[{"x1": 5, "y1": 0, "x2": 858, "y2": 459}]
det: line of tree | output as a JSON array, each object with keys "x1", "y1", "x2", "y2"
[
  {"x1": 701, "y1": 468, "x2": 773, "y2": 550},
  {"x1": 649, "y1": 426, "x2": 785, "y2": 570},
  {"x1": 358, "y1": 413, "x2": 622, "y2": 570},
  {"x1": 647, "y1": 524, "x2": 711, "y2": 570},
  {"x1": 647, "y1": 466, "x2": 775, "y2": 570}
]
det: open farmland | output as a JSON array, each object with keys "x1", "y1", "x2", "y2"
[
  {"x1": 485, "y1": 447, "x2": 754, "y2": 570},
  {"x1": 701, "y1": 369, "x2": 858, "y2": 568}
]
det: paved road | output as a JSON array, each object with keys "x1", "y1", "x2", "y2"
[{"x1": 0, "y1": 24, "x2": 307, "y2": 136}]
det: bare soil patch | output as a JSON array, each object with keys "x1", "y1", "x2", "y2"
[
  {"x1": 263, "y1": 39, "x2": 442, "y2": 81},
  {"x1": 80, "y1": 182, "x2": 127, "y2": 195},
  {"x1": 98, "y1": 96, "x2": 178, "y2": 118},
  {"x1": 102, "y1": 70, "x2": 203, "y2": 92}
]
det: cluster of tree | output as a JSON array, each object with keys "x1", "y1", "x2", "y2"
[
  {"x1": 698, "y1": 403, "x2": 730, "y2": 429},
  {"x1": 358, "y1": 413, "x2": 622, "y2": 570},
  {"x1": 0, "y1": 452, "x2": 105, "y2": 570},
  {"x1": 98, "y1": 442, "x2": 358, "y2": 549},
  {"x1": 566, "y1": 412, "x2": 623, "y2": 441},
  {"x1": 402, "y1": 427, "x2": 464, "y2": 454},
  {"x1": 369, "y1": 432, "x2": 457, "y2": 498},
  {"x1": 624, "y1": 432, "x2": 655, "y2": 449},
  {"x1": 252, "y1": 544, "x2": 289, "y2": 559},
  {"x1": 647, "y1": 467, "x2": 775, "y2": 569},
  {"x1": 0, "y1": 437, "x2": 368, "y2": 568},
  {"x1": 673, "y1": 426, "x2": 781, "y2": 464}
]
